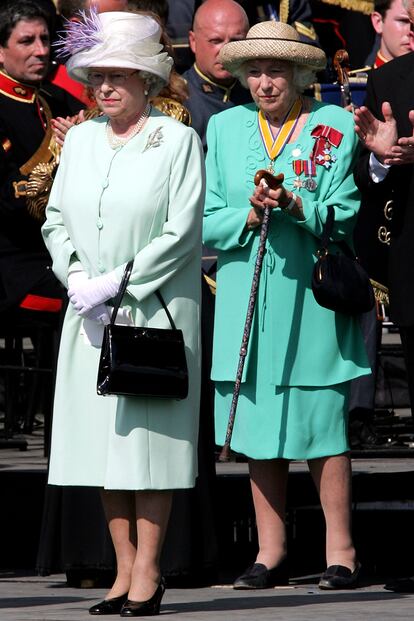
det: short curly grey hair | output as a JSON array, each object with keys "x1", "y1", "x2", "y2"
[
  {"x1": 138, "y1": 70, "x2": 165, "y2": 97},
  {"x1": 237, "y1": 61, "x2": 316, "y2": 94}
]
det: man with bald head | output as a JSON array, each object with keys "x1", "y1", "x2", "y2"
[{"x1": 183, "y1": 0, "x2": 250, "y2": 149}]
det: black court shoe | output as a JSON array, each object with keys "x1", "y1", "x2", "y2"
[
  {"x1": 120, "y1": 578, "x2": 165, "y2": 617},
  {"x1": 319, "y1": 562, "x2": 361, "y2": 590},
  {"x1": 384, "y1": 576, "x2": 414, "y2": 593},
  {"x1": 89, "y1": 593, "x2": 128, "y2": 615},
  {"x1": 233, "y1": 559, "x2": 289, "y2": 589}
]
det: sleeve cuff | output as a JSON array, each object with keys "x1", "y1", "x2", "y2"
[{"x1": 369, "y1": 152, "x2": 390, "y2": 183}]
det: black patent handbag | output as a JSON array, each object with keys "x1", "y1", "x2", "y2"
[
  {"x1": 311, "y1": 205, "x2": 375, "y2": 315},
  {"x1": 97, "y1": 261, "x2": 188, "y2": 399}
]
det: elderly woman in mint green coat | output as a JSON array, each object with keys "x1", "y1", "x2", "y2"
[
  {"x1": 41, "y1": 11, "x2": 204, "y2": 617},
  {"x1": 204, "y1": 22, "x2": 370, "y2": 592}
]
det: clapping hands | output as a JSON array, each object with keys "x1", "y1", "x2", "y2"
[{"x1": 354, "y1": 102, "x2": 414, "y2": 166}]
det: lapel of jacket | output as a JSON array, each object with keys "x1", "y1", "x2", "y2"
[{"x1": 392, "y1": 55, "x2": 414, "y2": 136}]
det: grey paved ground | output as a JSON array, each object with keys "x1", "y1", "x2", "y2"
[{"x1": 0, "y1": 572, "x2": 413, "y2": 621}]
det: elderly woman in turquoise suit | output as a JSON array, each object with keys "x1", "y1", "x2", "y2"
[
  {"x1": 41, "y1": 10, "x2": 204, "y2": 618},
  {"x1": 203, "y1": 21, "x2": 370, "y2": 591}
]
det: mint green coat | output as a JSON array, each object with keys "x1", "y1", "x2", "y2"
[
  {"x1": 203, "y1": 101, "x2": 370, "y2": 457},
  {"x1": 42, "y1": 109, "x2": 205, "y2": 489}
]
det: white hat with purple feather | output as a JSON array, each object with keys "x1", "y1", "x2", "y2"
[{"x1": 55, "y1": 10, "x2": 172, "y2": 91}]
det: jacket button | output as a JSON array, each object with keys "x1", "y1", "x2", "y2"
[{"x1": 97, "y1": 218, "x2": 103, "y2": 229}]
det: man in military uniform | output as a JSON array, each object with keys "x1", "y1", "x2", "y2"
[
  {"x1": 353, "y1": 0, "x2": 413, "y2": 288},
  {"x1": 183, "y1": 0, "x2": 251, "y2": 150},
  {"x1": 348, "y1": 0, "x2": 414, "y2": 448},
  {"x1": 0, "y1": 0, "x2": 82, "y2": 313}
]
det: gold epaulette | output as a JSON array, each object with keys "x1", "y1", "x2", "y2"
[
  {"x1": 370, "y1": 279, "x2": 389, "y2": 306},
  {"x1": 12, "y1": 95, "x2": 62, "y2": 221},
  {"x1": 150, "y1": 96, "x2": 191, "y2": 126},
  {"x1": 294, "y1": 21, "x2": 317, "y2": 41},
  {"x1": 317, "y1": 0, "x2": 373, "y2": 15}
]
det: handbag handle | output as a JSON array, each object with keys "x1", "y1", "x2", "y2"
[
  {"x1": 109, "y1": 260, "x2": 177, "y2": 330},
  {"x1": 319, "y1": 205, "x2": 356, "y2": 260},
  {"x1": 320, "y1": 205, "x2": 335, "y2": 250}
]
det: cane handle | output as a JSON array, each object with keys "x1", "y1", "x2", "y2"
[{"x1": 254, "y1": 170, "x2": 284, "y2": 189}]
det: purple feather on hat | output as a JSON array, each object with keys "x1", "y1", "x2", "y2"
[{"x1": 53, "y1": 7, "x2": 103, "y2": 58}]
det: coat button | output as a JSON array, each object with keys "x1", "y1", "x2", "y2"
[
  {"x1": 97, "y1": 218, "x2": 103, "y2": 230},
  {"x1": 102, "y1": 178, "x2": 109, "y2": 188},
  {"x1": 98, "y1": 262, "x2": 105, "y2": 273}
]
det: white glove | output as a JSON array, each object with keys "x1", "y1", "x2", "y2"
[
  {"x1": 83, "y1": 303, "x2": 110, "y2": 324},
  {"x1": 67, "y1": 269, "x2": 88, "y2": 289},
  {"x1": 68, "y1": 271, "x2": 120, "y2": 316}
]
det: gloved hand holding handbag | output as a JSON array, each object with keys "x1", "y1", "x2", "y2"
[{"x1": 68, "y1": 270, "x2": 120, "y2": 317}]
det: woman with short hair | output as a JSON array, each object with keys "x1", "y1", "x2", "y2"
[{"x1": 204, "y1": 21, "x2": 370, "y2": 591}]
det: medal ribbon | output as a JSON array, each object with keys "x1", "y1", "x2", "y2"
[
  {"x1": 304, "y1": 159, "x2": 316, "y2": 177},
  {"x1": 258, "y1": 97, "x2": 303, "y2": 163},
  {"x1": 293, "y1": 159, "x2": 316, "y2": 177},
  {"x1": 293, "y1": 160, "x2": 304, "y2": 176},
  {"x1": 311, "y1": 124, "x2": 343, "y2": 162},
  {"x1": 311, "y1": 124, "x2": 343, "y2": 148}
]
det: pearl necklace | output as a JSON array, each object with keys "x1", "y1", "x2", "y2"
[{"x1": 106, "y1": 103, "x2": 151, "y2": 149}]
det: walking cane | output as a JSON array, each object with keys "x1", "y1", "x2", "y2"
[{"x1": 219, "y1": 170, "x2": 284, "y2": 462}]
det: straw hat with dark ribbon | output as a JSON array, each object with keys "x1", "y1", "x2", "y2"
[{"x1": 219, "y1": 21, "x2": 326, "y2": 75}]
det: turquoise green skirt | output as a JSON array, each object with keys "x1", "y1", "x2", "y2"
[
  {"x1": 214, "y1": 308, "x2": 350, "y2": 459},
  {"x1": 214, "y1": 281, "x2": 351, "y2": 460},
  {"x1": 215, "y1": 380, "x2": 350, "y2": 460}
]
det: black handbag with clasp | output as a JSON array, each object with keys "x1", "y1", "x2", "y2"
[
  {"x1": 311, "y1": 205, "x2": 375, "y2": 315},
  {"x1": 97, "y1": 261, "x2": 188, "y2": 399}
]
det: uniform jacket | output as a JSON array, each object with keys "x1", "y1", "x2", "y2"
[
  {"x1": 0, "y1": 70, "x2": 82, "y2": 309},
  {"x1": 183, "y1": 64, "x2": 251, "y2": 150},
  {"x1": 354, "y1": 52, "x2": 414, "y2": 327},
  {"x1": 203, "y1": 101, "x2": 370, "y2": 387}
]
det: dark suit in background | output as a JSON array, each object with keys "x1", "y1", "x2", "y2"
[{"x1": 354, "y1": 52, "x2": 414, "y2": 415}]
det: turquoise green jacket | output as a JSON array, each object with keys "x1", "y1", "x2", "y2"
[{"x1": 203, "y1": 101, "x2": 370, "y2": 387}]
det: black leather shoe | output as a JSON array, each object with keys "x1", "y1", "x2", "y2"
[
  {"x1": 233, "y1": 560, "x2": 289, "y2": 589},
  {"x1": 120, "y1": 579, "x2": 165, "y2": 617},
  {"x1": 89, "y1": 593, "x2": 128, "y2": 615},
  {"x1": 384, "y1": 576, "x2": 414, "y2": 593},
  {"x1": 319, "y1": 562, "x2": 361, "y2": 590}
]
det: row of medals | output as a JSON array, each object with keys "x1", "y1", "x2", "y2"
[
  {"x1": 266, "y1": 163, "x2": 318, "y2": 191},
  {"x1": 267, "y1": 145, "x2": 318, "y2": 192},
  {"x1": 294, "y1": 176, "x2": 317, "y2": 191}
]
